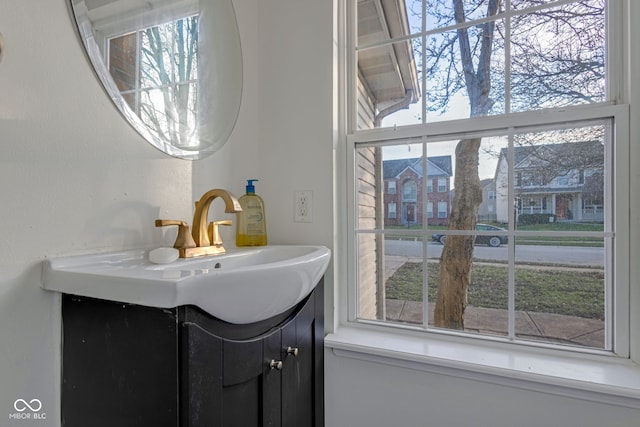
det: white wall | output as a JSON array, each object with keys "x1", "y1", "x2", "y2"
[
  {"x1": 253, "y1": 0, "x2": 335, "y2": 324},
  {"x1": 0, "y1": 1, "x2": 191, "y2": 424},
  {"x1": 194, "y1": 0, "x2": 335, "y2": 315},
  {"x1": 325, "y1": 2, "x2": 640, "y2": 427},
  {"x1": 0, "y1": 0, "x2": 257, "y2": 425},
  {"x1": 6, "y1": 0, "x2": 636, "y2": 426},
  {"x1": 0, "y1": 0, "x2": 334, "y2": 425},
  {"x1": 325, "y1": 350, "x2": 640, "y2": 427}
]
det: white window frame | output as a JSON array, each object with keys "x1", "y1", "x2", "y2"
[
  {"x1": 346, "y1": 105, "x2": 629, "y2": 357},
  {"x1": 342, "y1": 0, "x2": 630, "y2": 359},
  {"x1": 330, "y1": 0, "x2": 640, "y2": 403}
]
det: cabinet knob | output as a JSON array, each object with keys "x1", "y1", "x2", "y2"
[
  {"x1": 269, "y1": 360, "x2": 283, "y2": 370},
  {"x1": 287, "y1": 346, "x2": 299, "y2": 357}
]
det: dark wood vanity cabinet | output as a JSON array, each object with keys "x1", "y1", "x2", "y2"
[{"x1": 61, "y1": 279, "x2": 324, "y2": 427}]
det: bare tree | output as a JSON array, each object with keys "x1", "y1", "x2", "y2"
[
  {"x1": 414, "y1": 0, "x2": 606, "y2": 329},
  {"x1": 139, "y1": 16, "x2": 199, "y2": 147}
]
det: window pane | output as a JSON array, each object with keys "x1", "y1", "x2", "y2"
[
  {"x1": 358, "y1": 0, "x2": 421, "y2": 44},
  {"x1": 427, "y1": 135, "x2": 507, "y2": 223},
  {"x1": 139, "y1": 17, "x2": 199, "y2": 90},
  {"x1": 109, "y1": 33, "x2": 137, "y2": 92},
  {"x1": 511, "y1": 125, "x2": 606, "y2": 228},
  {"x1": 420, "y1": 0, "x2": 504, "y2": 30},
  {"x1": 514, "y1": 237, "x2": 606, "y2": 349},
  {"x1": 510, "y1": 1, "x2": 605, "y2": 112},
  {"x1": 139, "y1": 83, "x2": 198, "y2": 147},
  {"x1": 357, "y1": 41, "x2": 422, "y2": 129},
  {"x1": 429, "y1": 240, "x2": 509, "y2": 336},
  {"x1": 385, "y1": 256, "x2": 426, "y2": 325},
  {"x1": 356, "y1": 146, "x2": 378, "y2": 230},
  {"x1": 425, "y1": 21, "x2": 505, "y2": 121},
  {"x1": 358, "y1": 233, "x2": 426, "y2": 324},
  {"x1": 511, "y1": 0, "x2": 589, "y2": 11},
  {"x1": 380, "y1": 142, "x2": 424, "y2": 227}
]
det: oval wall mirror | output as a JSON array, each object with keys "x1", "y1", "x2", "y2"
[{"x1": 69, "y1": 0, "x2": 243, "y2": 160}]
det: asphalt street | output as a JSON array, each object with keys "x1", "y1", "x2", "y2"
[{"x1": 384, "y1": 239, "x2": 604, "y2": 267}]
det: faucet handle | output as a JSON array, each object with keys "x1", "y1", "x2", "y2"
[
  {"x1": 155, "y1": 219, "x2": 197, "y2": 249},
  {"x1": 208, "y1": 220, "x2": 232, "y2": 246}
]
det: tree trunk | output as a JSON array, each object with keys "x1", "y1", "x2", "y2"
[{"x1": 433, "y1": 138, "x2": 483, "y2": 329}]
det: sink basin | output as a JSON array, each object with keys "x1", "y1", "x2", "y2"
[{"x1": 42, "y1": 245, "x2": 331, "y2": 324}]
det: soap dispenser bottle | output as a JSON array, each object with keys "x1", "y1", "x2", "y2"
[{"x1": 236, "y1": 179, "x2": 267, "y2": 246}]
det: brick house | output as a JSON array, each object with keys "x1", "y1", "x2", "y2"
[{"x1": 383, "y1": 156, "x2": 453, "y2": 226}]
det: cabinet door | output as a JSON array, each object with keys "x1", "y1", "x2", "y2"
[
  {"x1": 222, "y1": 336, "x2": 267, "y2": 426},
  {"x1": 180, "y1": 323, "x2": 224, "y2": 427},
  {"x1": 262, "y1": 328, "x2": 283, "y2": 427},
  {"x1": 62, "y1": 296, "x2": 178, "y2": 427},
  {"x1": 281, "y1": 291, "x2": 317, "y2": 427},
  {"x1": 180, "y1": 280, "x2": 324, "y2": 427},
  {"x1": 181, "y1": 323, "x2": 281, "y2": 427}
]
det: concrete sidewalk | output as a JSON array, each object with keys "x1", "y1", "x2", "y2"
[
  {"x1": 383, "y1": 256, "x2": 605, "y2": 348},
  {"x1": 385, "y1": 299, "x2": 605, "y2": 348}
]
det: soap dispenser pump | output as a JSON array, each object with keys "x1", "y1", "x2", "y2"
[{"x1": 236, "y1": 179, "x2": 267, "y2": 246}]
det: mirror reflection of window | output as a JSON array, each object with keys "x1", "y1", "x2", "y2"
[
  {"x1": 70, "y1": 0, "x2": 242, "y2": 159},
  {"x1": 108, "y1": 15, "x2": 199, "y2": 148}
]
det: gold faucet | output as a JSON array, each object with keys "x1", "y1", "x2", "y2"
[{"x1": 156, "y1": 189, "x2": 242, "y2": 258}]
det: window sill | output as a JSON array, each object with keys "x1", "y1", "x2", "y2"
[{"x1": 325, "y1": 325, "x2": 640, "y2": 409}]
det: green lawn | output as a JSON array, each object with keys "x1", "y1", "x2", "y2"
[{"x1": 385, "y1": 261, "x2": 605, "y2": 320}]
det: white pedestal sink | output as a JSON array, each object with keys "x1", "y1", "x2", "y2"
[{"x1": 42, "y1": 245, "x2": 330, "y2": 324}]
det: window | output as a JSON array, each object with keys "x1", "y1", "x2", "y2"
[
  {"x1": 348, "y1": 0, "x2": 628, "y2": 356},
  {"x1": 402, "y1": 180, "x2": 417, "y2": 201},
  {"x1": 388, "y1": 181, "x2": 396, "y2": 194},
  {"x1": 388, "y1": 202, "x2": 397, "y2": 219},
  {"x1": 107, "y1": 15, "x2": 199, "y2": 147},
  {"x1": 437, "y1": 201, "x2": 447, "y2": 218}
]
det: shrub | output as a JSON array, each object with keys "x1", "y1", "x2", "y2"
[{"x1": 518, "y1": 213, "x2": 556, "y2": 225}]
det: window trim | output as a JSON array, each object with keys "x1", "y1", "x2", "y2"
[
  {"x1": 325, "y1": 324, "x2": 640, "y2": 409},
  {"x1": 334, "y1": 0, "x2": 640, "y2": 404}
]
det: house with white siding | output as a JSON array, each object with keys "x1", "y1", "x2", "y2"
[{"x1": 495, "y1": 141, "x2": 605, "y2": 223}]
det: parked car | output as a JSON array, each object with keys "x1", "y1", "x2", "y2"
[{"x1": 432, "y1": 224, "x2": 508, "y2": 247}]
